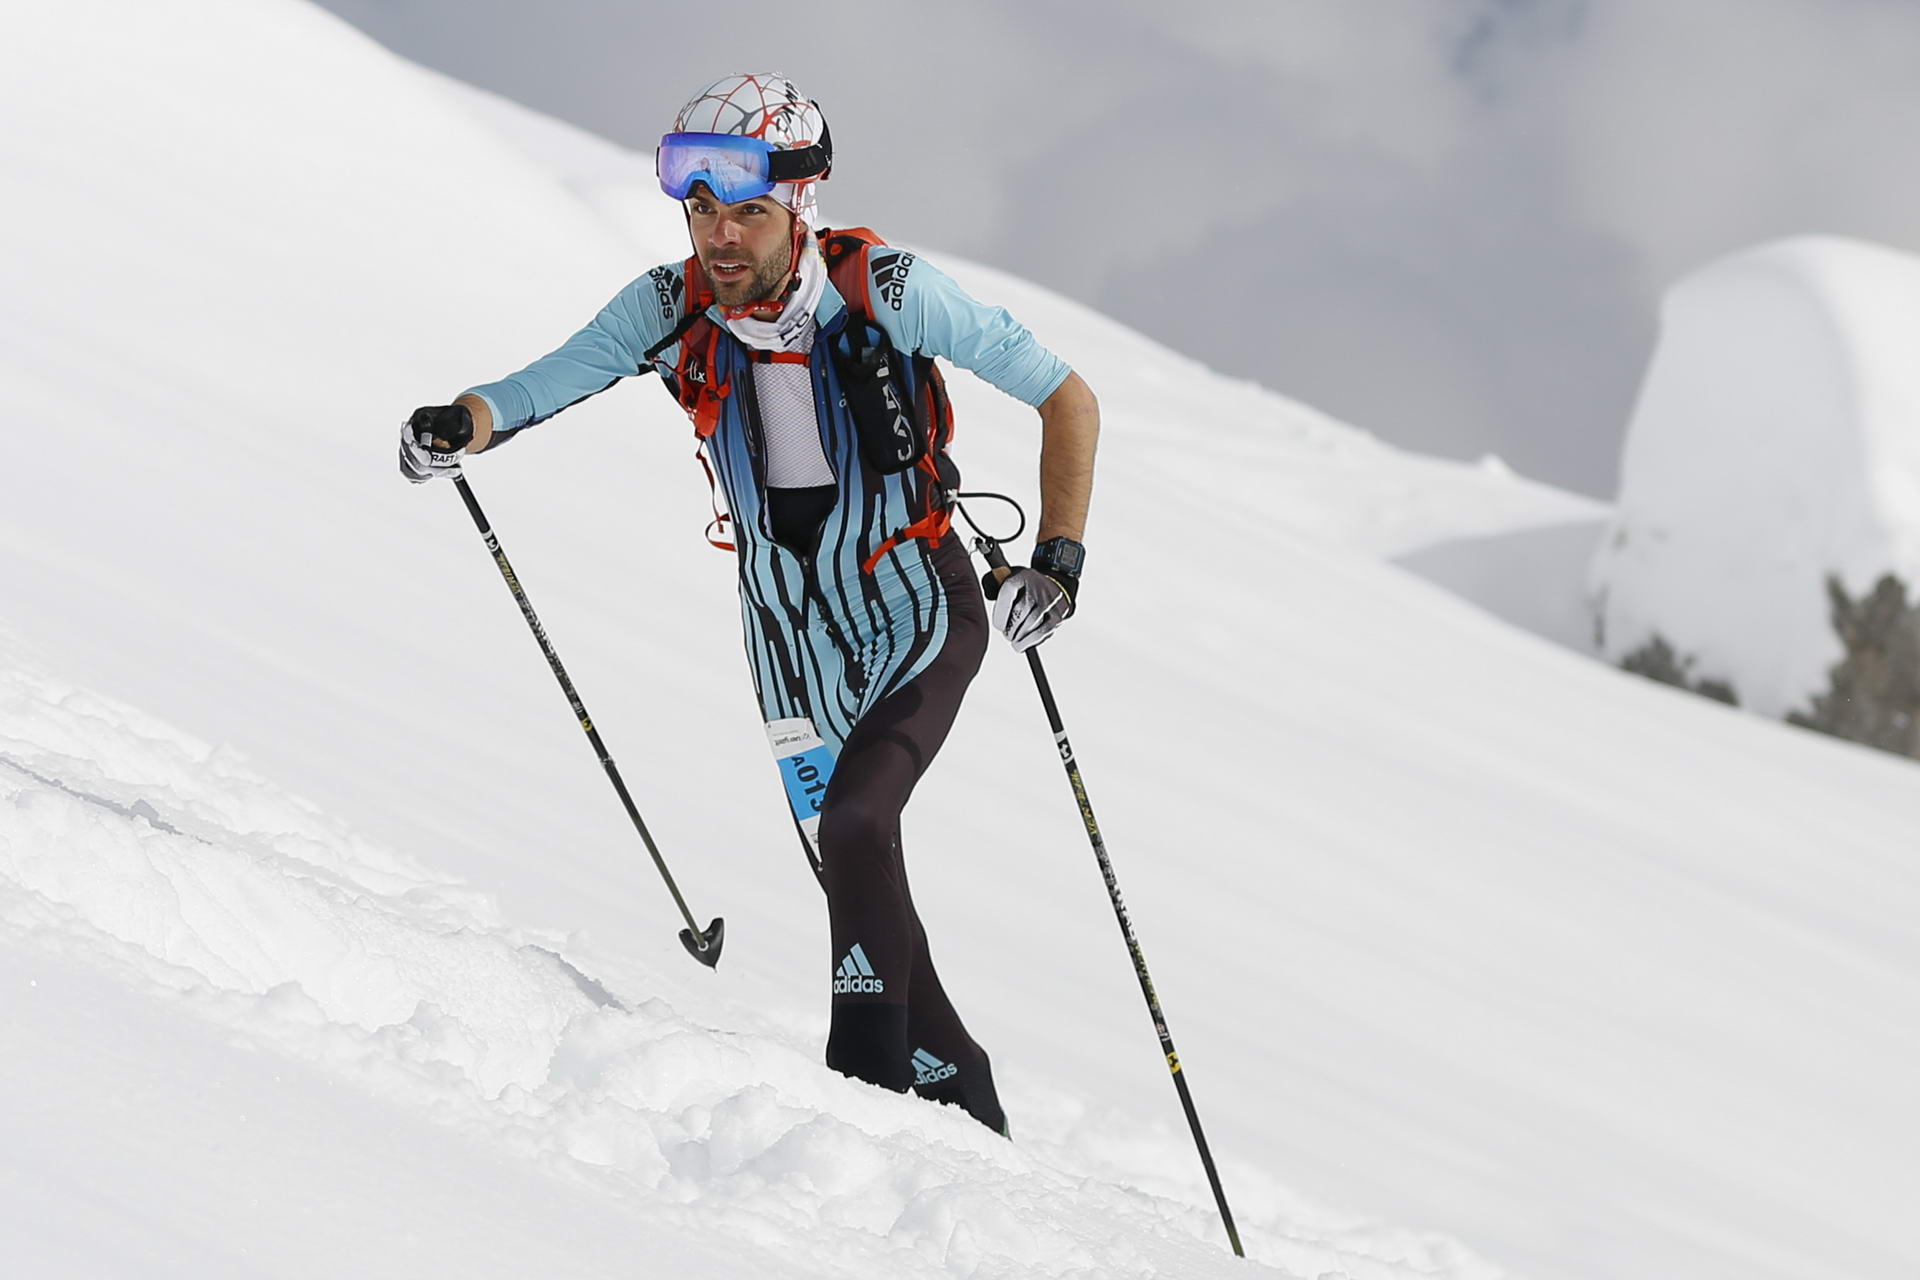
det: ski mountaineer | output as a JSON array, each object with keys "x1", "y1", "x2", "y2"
[{"x1": 398, "y1": 74, "x2": 1099, "y2": 1136}]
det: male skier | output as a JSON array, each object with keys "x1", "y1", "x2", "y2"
[{"x1": 399, "y1": 74, "x2": 1099, "y2": 1135}]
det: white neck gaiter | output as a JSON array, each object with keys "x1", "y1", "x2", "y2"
[{"x1": 725, "y1": 233, "x2": 827, "y2": 352}]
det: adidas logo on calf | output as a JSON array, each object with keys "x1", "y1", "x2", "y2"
[
  {"x1": 912, "y1": 1048, "x2": 958, "y2": 1086},
  {"x1": 832, "y1": 943, "x2": 885, "y2": 995}
]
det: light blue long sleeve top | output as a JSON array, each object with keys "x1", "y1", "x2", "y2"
[{"x1": 463, "y1": 246, "x2": 1071, "y2": 435}]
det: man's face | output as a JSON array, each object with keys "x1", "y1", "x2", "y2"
[{"x1": 686, "y1": 184, "x2": 795, "y2": 307}]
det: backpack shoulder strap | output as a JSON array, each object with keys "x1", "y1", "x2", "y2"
[
  {"x1": 644, "y1": 253, "x2": 734, "y2": 440},
  {"x1": 819, "y1": 227, "x2": 888, "y2": 322},
  {"x1": 645, "y1": 254, "x2": 715, "y2": 363},
  {"x1": 644, "y1": 304, "x2": 708, "y2": 365}
]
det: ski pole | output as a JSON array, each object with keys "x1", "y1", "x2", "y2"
[
  {"x1": 976, "y1": 534, "x2": 1244, "y2": 1258},
  {"x1": 451, "y1": 470, "x2": 725, "y2": 968}
]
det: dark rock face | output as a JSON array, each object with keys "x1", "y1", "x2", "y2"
[
  {"x1": 1619, "y1": 634, "x2": 1741, "y2": 707},
  {"x1": 1787, "y1": 574, "x2": 1920, "y2": 758}
]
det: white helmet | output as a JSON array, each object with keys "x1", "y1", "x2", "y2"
[{"x1": 672, "y1": 73, "x2": 831, "y2": 226}]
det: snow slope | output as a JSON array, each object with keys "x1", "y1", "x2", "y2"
[
  {"x1": 4, "y1": 3, "x2": 1918, "y2": 1278},
  {"x1": 1, "y1": 629, "x2": 1513, "y2": 1279},
  {"x1": 1592, "y1": 234, "x2": 1920, "y2": 714}
]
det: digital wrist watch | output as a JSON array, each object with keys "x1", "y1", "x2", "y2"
[{"x1": 1032, "y1": 537, "x2": 1086, "y2": 580}]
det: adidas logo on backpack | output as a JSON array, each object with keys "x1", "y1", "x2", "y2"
[
  {"x1": 833, "y1": 943, "x2": 885, "y2": 995},
  {"x1": 912, "y1": 1048, "x2": 958, "y2": 1086}
]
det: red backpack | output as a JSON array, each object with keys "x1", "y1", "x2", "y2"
[{"x1": 644, "y1": 227, "x2": 958, "y2": 569}]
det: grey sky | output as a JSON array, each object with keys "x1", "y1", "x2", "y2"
[{"x1": 314, "y1": 0, "x2": 1920, "y2": 497}]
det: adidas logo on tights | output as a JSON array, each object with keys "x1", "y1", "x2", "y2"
[
  {"x1": 912, "y1": 1048, "x2": 958, "y2": 1086},
  {"x1": 833, "y1": 944, "x2": 885, "y2": 995}
]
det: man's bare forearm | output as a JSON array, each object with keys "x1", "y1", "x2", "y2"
[
  {"x1": 1036, "y1": 370, "x2": 1099, "y2": 543},
  {"x1": 455, "y1": 393, "x2": 495, "y2": 452}
]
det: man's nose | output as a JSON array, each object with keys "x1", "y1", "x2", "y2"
[{"x1": 708, "y1": 216, "x2": 743, "y2": 247}]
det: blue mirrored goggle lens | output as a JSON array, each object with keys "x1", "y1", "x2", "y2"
[{"x1": 656, "y1": 132, "x2": 778, "y2": 202}]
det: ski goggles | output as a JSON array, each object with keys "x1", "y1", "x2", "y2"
[{"x1": 656, "y1": 130, "x2": 832, "y2": 204}]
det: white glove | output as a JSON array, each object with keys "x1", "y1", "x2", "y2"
[{"x1": 992, "y1": 567, "x2": 1075, "y2": 652}]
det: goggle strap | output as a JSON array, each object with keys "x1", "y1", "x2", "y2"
[{"x1": 766, "y1": 118, "x2": 833, "y2": 182}]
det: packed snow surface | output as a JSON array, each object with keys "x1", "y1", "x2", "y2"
[
  {"x1": 1592, "y1": 234, "x2": 1920, "y2": 714},
  {"x1": 4, "y1": 3, "x2": 1919, "y2": 1279}
]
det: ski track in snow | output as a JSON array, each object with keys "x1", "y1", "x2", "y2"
[{"x1": 0, "y1": 633, "x2": 1503, "y2": 1280}]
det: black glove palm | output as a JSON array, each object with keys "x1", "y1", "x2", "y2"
[{"x1": 398, "y1": 404, "x2": 475, "y2": 484}]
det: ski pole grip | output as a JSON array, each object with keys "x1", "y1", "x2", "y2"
[{"x1": 974, "y1": 536, "x2": 1014, "y2": 598}]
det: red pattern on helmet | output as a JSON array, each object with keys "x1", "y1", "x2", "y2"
[
  {"x1": 673, "y1": 73, "x2": 827, "y2": 225},
  {"x1": 674, "y1": 73, "x2": 818, "y2": 148}
]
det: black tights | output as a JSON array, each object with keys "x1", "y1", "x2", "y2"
[{"x1": 816, "y1": 541, "x2": 1004, "y2": 1134}]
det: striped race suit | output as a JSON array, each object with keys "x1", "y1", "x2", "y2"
[{"x1": 464, "y1": 235, "x2": 1069, "y2": 1131}]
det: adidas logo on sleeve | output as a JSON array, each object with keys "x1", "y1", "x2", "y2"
[
  {"x1": 912, "y1": 1048, "x2": 958, "y2": 1085},
  {"x1": 832, "y1": 943, "x2": 885, "y2": 994}
]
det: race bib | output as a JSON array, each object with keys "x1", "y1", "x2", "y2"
[{"x1": 766, "y1": 717, "x2": 835, "y2": 858}]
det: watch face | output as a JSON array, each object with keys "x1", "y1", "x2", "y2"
[{"x1": 1037, "y1": 538, "x2": 1085, "y2": 575}]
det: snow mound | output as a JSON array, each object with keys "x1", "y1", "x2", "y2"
[{"x1": 1591, "y1": 235, "x2": 1920, "y2": 715}]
